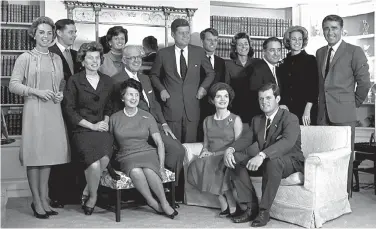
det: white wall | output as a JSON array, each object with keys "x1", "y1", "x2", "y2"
[{"x1": 45, "y1": 0, "x2": 210, "y2": 49}]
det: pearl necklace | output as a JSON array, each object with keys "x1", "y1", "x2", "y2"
[
  {"x1": 33, "y1": 48, "x2": 49, "y2": 55},
  {"x1": 123, "y1": 107, "x2": 138, "y2": 117}
]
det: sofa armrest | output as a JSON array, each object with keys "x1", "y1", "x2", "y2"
[
  {"x1": 303, "y1": 147, "x2": 351, "y2": 198},
  {"x1": 182, "y1": 143, "x2": 203, "y2": 166}
]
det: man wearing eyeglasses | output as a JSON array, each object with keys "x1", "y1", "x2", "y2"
[{"x1": 112, "y1": 45, "x2": 186, "y2": 203}]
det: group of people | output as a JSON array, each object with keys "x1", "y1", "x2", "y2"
[{"x1": 8, "y1": 12, "x2": 371, "y2": 227}]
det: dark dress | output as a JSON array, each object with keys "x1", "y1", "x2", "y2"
[
  {"x1": 63, "y1": 70, "x2": 114, "y2": 169},
  {"x1": 109, "y1": 109, "x2": 162, "y2": 179},
  {"x1": 187, "y1": 113, "x2": 238, "y2": 195},
  {"x1": 224, "y1": 58, "x2": 255, "y2": 124},
  {"x1": 279, "y1": 50, "x2": 319, "y2": 124}
]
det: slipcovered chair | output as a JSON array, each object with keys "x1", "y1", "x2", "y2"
[{"x1": 183, "y1": 126, "x2": 352, "y2": 228}]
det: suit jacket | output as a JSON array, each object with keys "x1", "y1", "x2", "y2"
[
  {"x1": 231, "y1": 108, "x2": 304, "y2": 162},
  {"x1": 150, "y1": 44, "x2": 215, "y2": 122},
  {"x1": 49, "y1": 43, "x2": 81, "y2": 80},
  {"x1": 112, "y1": 69, "x2": 166, "y2": 124},
  {"x1": 245, "y1": 58, "x2": 278, "y2": 122},
  {"x1": 316, "y1": 41, "x2": 371, "y2": 124},
  {"x1": 200, "y1": 55, "x2": 226, "y2": 84},
  {"x1": 63, "y1": 70, "x2": 114, "y2": 132},
  {"x1": 142, "y1": 52, "x2": 157, "y2": 63}
]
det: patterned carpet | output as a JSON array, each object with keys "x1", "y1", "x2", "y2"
[{"x1": 3, "y1": 173, "x2": 376, "y2": 228}]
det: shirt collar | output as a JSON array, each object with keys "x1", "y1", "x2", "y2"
[
  {"x1": 328, "y1": 39, "x2": 342, "y2": 53},
  {"x1": 56, "y1": 41, "x2": 70, "y2": 53},
  {"x1": 124, "y1": 67, "x2": 137, "y2": 79},
  {"x1": 266, "y1": 107, "x2": 279, "y2": 122},
  {"x1": 263, "y1": 57, "x2": 276, "y2": 72},
  {"x1": 206, "y1": 53, "x2": 214, "y2": 59},
  {"x1": 175, "y1": 45, "x2": 188, "y2": 53}
]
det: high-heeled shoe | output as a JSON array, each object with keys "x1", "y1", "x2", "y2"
[
  {"x1": 219, "y1": 207, "x2": 230, "y2": 217},
  {"x1": 146, "y1": 204, "x2": 164, "y2": 215},
  {"x1": 165, "y1": 209, "x2": 178, "y2": 219},
  {"x1": 82, "y1": 204, "x2": 95, "y2": 215},
  {"x1": 31, "y1": 203, "x2": 49, "y2": 219},
  {"x1": 45, "y1": 209, "x2": 59, "y2": 216},
  {"x1": 81, "y1": 194, "x2": 89, "y2": 207}
]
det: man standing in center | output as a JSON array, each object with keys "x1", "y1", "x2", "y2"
[{"x1": 149, "y1": 18, "x2": 215, "y2": 144}]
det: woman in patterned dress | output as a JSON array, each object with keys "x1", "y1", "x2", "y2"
[
  {"x1": 9, "y1": 16, "x2": 69, "y2": 219},
  {"x1": 187, "y1": 82, "x2": 243, "y2": 217},
  {"x1": 109, "y1": 79, "x2": 177, "y2": 219}
]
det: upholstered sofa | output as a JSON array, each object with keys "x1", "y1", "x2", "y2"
[{"x1": 183, "y1": 126, "x2": 352, "y2": 228}]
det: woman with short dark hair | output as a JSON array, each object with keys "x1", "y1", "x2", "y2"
[
  {"x1": 63, "y1": 41, "x2": 114, "y2": 215},
  {"x1": 279, "y1": 26, "x2": 319, "y2": 125},
  {"x1": 99, "y1": 26, "x2": 128, "y2": 76},
  {"x1": 109, "y1": 78, "x2": 178, "y2": 219},
  {"x1": 9, "y1": 16, "x2": 68, "y2": 219},
  {"x1": 224, "y1": 32, "x2": 256, "y2": 124},
  {"x1": 187, "y1": 82, "x2": 243, "y2": 217}
]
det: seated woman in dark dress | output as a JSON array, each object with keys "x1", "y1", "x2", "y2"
[
  {"x1": 187, "y1": 83, "x2": 243, "y2": 217},
  {"x1": 109, "y1": 79, "x2": 177, "y2": 219},
  {"x1": 63, "y1": 42, "x2": 114, "y2": 215}
]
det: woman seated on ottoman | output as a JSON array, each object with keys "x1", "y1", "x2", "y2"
[
  {"x1": 187, "y1": 82, "x2": 243, "y2": 217},
  {"x1": 109, "y1": 79, "x2": 177, "y2": 219}
]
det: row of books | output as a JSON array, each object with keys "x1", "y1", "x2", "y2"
[
  {"x1": 4, "y1": 108, "x2": 23, "y2": 136},
  {"x1": 216, "y1": 38, "x2": 288, "y2": 60},
  {"x1": 1, "y1": 55, "x2": 18, "y2": 76},
  {"x1": 1, "y1": 86, "x2": 24, "y2": 104},
  {"x1": 210, "y1": 15, "x2": 292, "y2": 37},
  {"x1": 1, "y1": 29, "x2": 33, "y2": 50},
  {"x1": 1, "y1": 1, "x2": 41, "y2": 23}
]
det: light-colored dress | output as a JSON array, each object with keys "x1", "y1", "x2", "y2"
[
  {"x1": 9, "y1": 50, "x2": 69, "y2": 166},
  {"x1": 109, "y1": 109, "x2": 162, "y2": 179},
  {"x1": 187, "y1": 113, "x2": 238, "y2": 195}
]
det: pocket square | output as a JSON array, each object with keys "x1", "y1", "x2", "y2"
[
  {"x1": 276, "y1": 135, "x2": 283, "y2": 140},
  {"x1": 148, "y1": 90, "x2": 152, "y2": 93},
  {"x1": 195, "y1": 64, "x2": 198, "y2": 67}
]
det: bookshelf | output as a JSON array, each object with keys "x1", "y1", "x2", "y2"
[
  {"x1": 1, "y1": 1, "x2": 44, "y2": 142},
  {"x1": 210, "y1": 2, "x2": 292, "y2": 60}
]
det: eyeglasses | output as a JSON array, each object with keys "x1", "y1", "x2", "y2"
[{"x1": 125, "y1": 55, "x2": 142, "y2": 61}]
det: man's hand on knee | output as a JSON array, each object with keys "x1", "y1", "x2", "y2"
[{"x1": 246, "y1": 155, "x2": 264, "y2": 171}]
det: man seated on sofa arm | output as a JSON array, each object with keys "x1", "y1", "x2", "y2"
[{"x1": 223, "y1": 83, "x2": 305, "y2": 227}]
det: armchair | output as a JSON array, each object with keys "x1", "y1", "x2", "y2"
[{"x1": 183, "y1": 126, "x2": 352, "y2": 228}]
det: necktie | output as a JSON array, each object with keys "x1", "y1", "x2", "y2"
[
  {"x1": 63, "y1": 49, "x2": 74, "y2": 75},
  {"x1": 272, "y1": 66, "x2": 278, "y2": 86},
  {"x1": 180, "y1": 49, "x2": 187, "y2": 80},
  {"x1": 324, "y1": 47, "x2": 333, "y2": 77},
  {"x1": 264, "y1": 118, "x2": 271, "y2": 140},
  {"x1": 208, "y1": 55, "x2": 214, "y2": 68}
]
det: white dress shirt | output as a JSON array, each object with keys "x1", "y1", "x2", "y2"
[
  {"x1": 326, "y1": 39, "x2": 342, "y2": 64},
  {"x1": 124, "y1": 68, "x2": 150, "y2": 107},
  {"x1": 175, "y1": 45, "x2": 188, "y2": 78},
  {"x1": 207, "y1": 54, "x2": 215, "y2": 69},
  {"x1": 263, "y1": 57, "x2": 278, "y2": 86}
]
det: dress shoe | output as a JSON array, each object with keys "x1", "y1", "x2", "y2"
[
  {"x1": 50, "y1": 200, "x2": 64, "y2": 208},
  {"x1": 82, "y1": 204, "x2": 95, "y2": 215},
  {"x1": 165, "y1": 209, "x2": 178, "y2": 219},
  {"x1": 45, "y1": 209, "x2": 59, "y2": 216},
  {"x1": 219, "y1": 207, "x2": 230, "y2": 217},
  {"x1": 226, "y1": 207, "x2": 244, "y2": 218},
  {"x1": 81, "y1": 194, "x2": 89, "y2": 207},
  {"x1": 251, "y1": 210, "x2": 270, "y2": 227},
  {"x1": 31, "y1": 203, "x2": 49, "y2": 219},
  {"x1": 231, "y1": 207, "x2": 259, "y2": 223},
  {"x1": 147, "y1": 204, "x2": 164, "y2": 215}
]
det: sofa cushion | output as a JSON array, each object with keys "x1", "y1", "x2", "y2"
[
  {"x1": 250, "y1": 172, "x2": 304, "y2": 186},
  {"x1": 100, "y1": 169, "x2": 175, "y2": 190}
]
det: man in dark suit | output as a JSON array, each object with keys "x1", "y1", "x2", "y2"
[
  {"x1": 197, "y1": 27, "x2": 226, "y2": 141},
  {"x1": 149, "y1": 18, "x2": 215, "y2": 144},
  {"x1": 112, "y1": 45, "x2": 186, "y2": 203},
  {"x1": 142, "y1": 36, "x2": 158, "y2": 63},
  {"x1": 49, "y1": 19, "x2": 81, "y2": 81},
  {"x1": 246, "y1": 37, "x2": 282, "y2": 123},
  {"x1": 223, "y1": 83, "x2": 305, "y2": 227},
  {"x1": 316, "y1": 14, "x2": 371, "y2": 196},
  {"x1": 48, "y1": 19, "x2": 82, "y2": 208}
]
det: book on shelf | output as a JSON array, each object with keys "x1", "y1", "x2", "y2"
[
  {"x1": 4, "y1": 107, "x2": 23, "y2": 136},
  {"x1": 1, "y1": 55, "x2": 18, "y2": 76},
  {"x1": 210, "y1": 15, "x2": 292, "y2": 37},
  {"x1": 1, "y1": 29, "x2": 33, "y2": 50},
  {"x1": 1, "y1": 1, "x2": 40, "y2": 23},
  {"x1": 1, "y1": 86, "x2": 24, "y2": 104}
]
